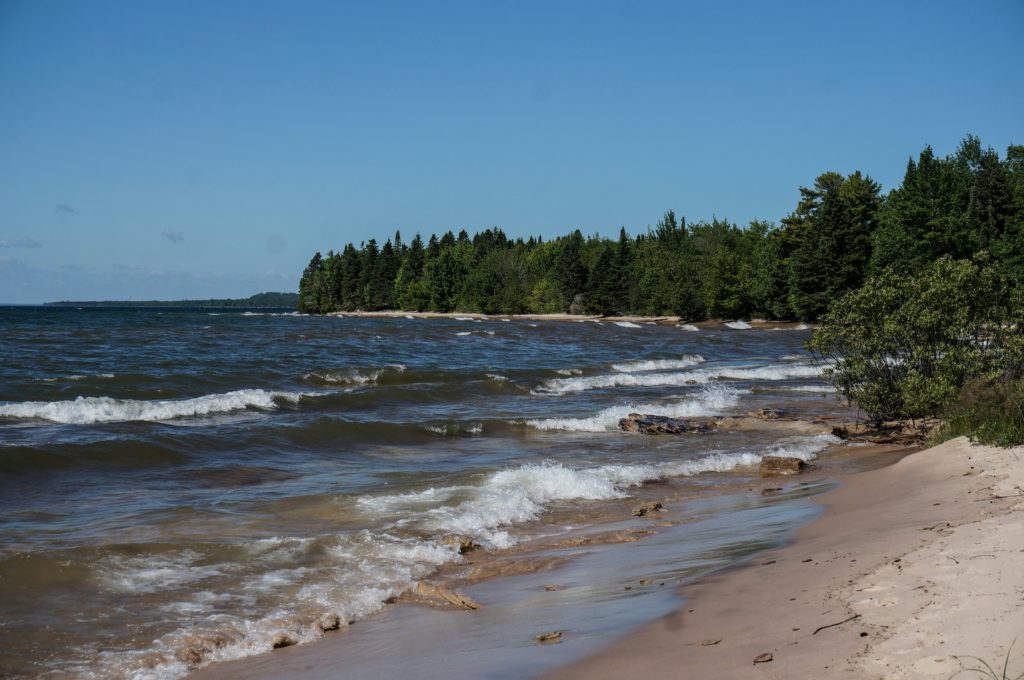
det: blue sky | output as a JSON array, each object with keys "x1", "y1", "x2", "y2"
[{"x1": 1, "y1": 0, "x2": 1021, "y2": 303}]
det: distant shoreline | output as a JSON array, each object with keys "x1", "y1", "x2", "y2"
[
  {"x1": 41, "y1": 291, "x2": 298, "y2": 309},
  {"x1": 329, "y1": 310, "x2": 814, "y2": 329}
]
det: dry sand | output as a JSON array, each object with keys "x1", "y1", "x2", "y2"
[{"x1": 548, "y1": 436, "x2": 1024, "y2": 679}]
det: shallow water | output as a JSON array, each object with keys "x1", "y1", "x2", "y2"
[{"x1": 0, "y1": 308, "x2": 846, "y2": 678}]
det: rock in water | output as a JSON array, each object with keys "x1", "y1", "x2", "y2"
[
  {"x1": 632, "y1": 501, "x2": 663, "y2": 517},
  {"x1": 271, "y1": 633, "x2": 297, "y2": 649},
  {"x1": 535, "y1": 631, "x2": 563, "y2": 643},
  {"x1": 442, "y1": 534, "x2": 481, "y2": 554},
  {"x1": 415, "y1": 582, "x2": 481, "y2": 610},
  {"x1": 619, "y1": 413, "x2": 718, "y2": 435},
  {"x1": 318, "y1": 612, "x2": 341, "y2": 632},
  {"x1": 749, "y1": 408, "x2": 784, "y2": 420},
  {"x1": 759, "y1": 456, "x2": 807, "y2": 477}
]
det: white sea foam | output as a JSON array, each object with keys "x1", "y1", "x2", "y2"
[
  {"x1": 783, "y1": 384, "x2": 835, "y2": 392},
  {"x1": 454, "y1": 331, "x2": 471, "y2": 336},
  {"x1": 358, "y1": 486, "x2": 473, "y2": 512},
  {"x1": 38, "y1": 373, "x2": 116, "y2": 382},
  {"x1": 424, "y1": 422, "x2": 483, "y2": 436},
  {"x1": 376, "y1": 432, "x2": 840, "y2": 548},
  {"x1": 0, "y1": 389, "x2": 313, "y2": 424},
  {"x1": 725, "y1": 320, "x2": 752, "y2": 329},
  {"x1": 304, "y1": 365, "x2": 405, "y2": 386},
  {"x1": 485, "y1": 373, "x2": 509, "y2": 382},
  {"x1": 613, "y1": 321, "x2": 642, "y2": 328},
  {"x1": 535, "y1": 363, "x2": 823, "y2": 395},
  {"x1": 554, "y1": 368, "x2": 582, "y2": 376},
  {"x1": 677, "y1": 324, "x2": 700, "y2": 331},
  {"x1": 416, "y1": 463, "x2": 631, "y2": 547},
  {"x1": 98, "y1": 551, "x2": 228, "y2": 593},
  {"x1": 526, "y1": 385, "x2": 743, "y2": 432},
  {"x1": 610, "y1": 355, "x2": 704, "y2": 373}
]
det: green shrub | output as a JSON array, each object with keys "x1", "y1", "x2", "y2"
[{"x1": 808, "y1": 255, "x2": 1024, "y2": 424}]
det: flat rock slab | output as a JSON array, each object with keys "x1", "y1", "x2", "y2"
[
  {"x1": 759, "y1": 456, "x2": 808, "y2": 478},
  {"x1": 619, "y1": 414, "x2": 719, "y2": 435}
]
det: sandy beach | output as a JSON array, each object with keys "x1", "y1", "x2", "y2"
[{"x1": 549, "y1": 436, "x2": 1024, "y2": 679}]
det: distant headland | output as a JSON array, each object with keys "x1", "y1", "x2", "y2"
[{"x1": 43, "y1": 292, "x2": 298, "y2": 309}]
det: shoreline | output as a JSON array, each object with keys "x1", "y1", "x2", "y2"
[
  {"x1": 548, "y1": 436, "x2": 1024, "y2": 679},
  {"x1": 184, "y1": 435, "x2": 908, "y2": 680},
  {"x1": 326, "y1": 310, "x2": 812, "y2": 329},
  {"x1": 185, "y1": 437, "x2": 1024, "y2": 680}
]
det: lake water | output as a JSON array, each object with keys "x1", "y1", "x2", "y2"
[{"x1": 0, "y1": 308, "x2": 844, "y2": 678}]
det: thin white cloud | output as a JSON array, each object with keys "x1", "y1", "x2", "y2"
[{"x1": 0, "y1": 236, "x2": 42, "y2": 248}]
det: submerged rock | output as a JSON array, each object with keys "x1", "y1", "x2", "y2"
[
  {"x1": 415, "y1": 582, "x2": 480, "y2": 610},
  {"x1": 442, "y1": 534, "x2": 481, "y2": 554},
  {"x1": 632, "y1": 501, "x2": 663, "y2": 517},
  {"x1": 749, "y1": 408, "x2": 785, "y2": 420},
  {"x1": 271, "y1": 633, "x2": 297, "y2": 649},
  {"x1": 535, "y1": 630, "x2": 563, "y2": 643},
  {"x1": 174, "y1": 632, "x2": 237, "y2": 666},
  {"x1": 318, "y1": 612, "x2": 342, "y2": 632},
  {"x1": 759, "y1": 456, "x2": 808, "y2": 477},
  {"x1": 619, "y1": 414, "x2": 718, "y2": 435}
]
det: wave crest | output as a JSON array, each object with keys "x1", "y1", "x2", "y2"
[
  {"x1": 0, "y1": 389, "x2": 313, "y2": 424},
  {"x1": 525, "y1": 385, "x2": 742, "y2": 432},
  {"x1": 535, "y1": 363, "x2": 823, "y2": 395}
]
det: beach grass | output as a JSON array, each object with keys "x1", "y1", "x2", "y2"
[
  {"x1": 930, "y1": 379, "x2": 1024, "y2": 448},
  {"x1": 951, "y1": 639, "x2": 1024, "y2": 680}
]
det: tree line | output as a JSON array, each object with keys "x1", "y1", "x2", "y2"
[
  {"x1": 46, "y1": 292, "x2": 299, "y2": 309},
  {"x1": 298, "y1": 135, "x2": 1024, "y2": 321}
]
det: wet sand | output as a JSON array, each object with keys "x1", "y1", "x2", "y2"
[{"x1": 549, "y1": 436, "x2": 1024, "y2": 679}]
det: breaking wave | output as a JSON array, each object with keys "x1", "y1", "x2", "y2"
[
  {"x1": 610, "y1": 355, "x2": 704, "y2": 373},
  {"x1": 302, "y1": 365, "x2": 407, "y2": 386},
  {"x1": 0, "y1": 389, "x2": 316, "y2": 424},
  {"x1": 525, "y1": 385, "x2": 742, "y2": 432},
  {"x1": 534, "y1": 363, "x2": 823, "y2": 395}
]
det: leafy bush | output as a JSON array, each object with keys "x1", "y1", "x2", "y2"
[{"x1": 808, "y1": 256, "x2": 1024, "y2": 424}]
